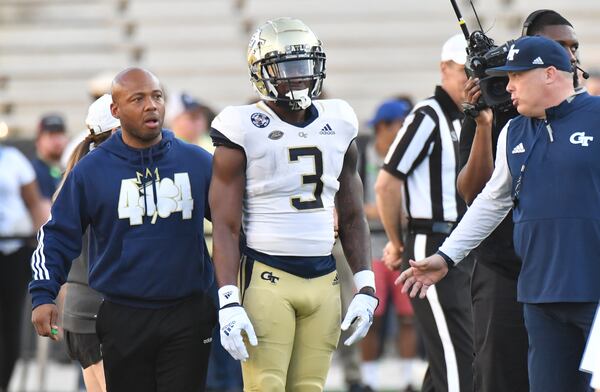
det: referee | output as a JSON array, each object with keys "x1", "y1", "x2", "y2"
[{"x1": 375, "y1": 34, "x2": 473, "y2": 392}]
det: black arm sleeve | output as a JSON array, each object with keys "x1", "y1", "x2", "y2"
[
  {"x1": 458, "y1": 116, "x2": 477, "y2": 171},
  {"x1": 209, "y1": 128, "x2": 243, "y2": 151},
  {"x1": 458, "y1": 107, "x2": 522, "y2": 279}
]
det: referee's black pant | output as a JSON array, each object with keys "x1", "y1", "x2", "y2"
[
  {"x1": 403, "y1": 232, "x2": 474, "y2": 392},
  {"x1": 96, "y1": 294, "x2": 216, "y2": 392}
]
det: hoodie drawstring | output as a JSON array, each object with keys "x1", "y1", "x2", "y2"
[
  {"x1": 149, "y1": 146, "x2": 158, "y2": 209},
  {"x1": 139, "y1": 148, "x2": 159, "y2": 221},
  {"x1": 140, "y1": 149, "x2": 149, "y2": 220},
  {"x1": 545, "y1": 121, "x2": 554, "y2": 143}
]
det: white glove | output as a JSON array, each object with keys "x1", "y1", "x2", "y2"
[
  {"x1": 219, "y1": 305, "x2": 258, "y2": 361},
  {"x1": 341, "y1": 293, "x2": 379, "y2": 346},
  {"x1": 217, "y1": 285, "x2": 257, "y2": 361}
]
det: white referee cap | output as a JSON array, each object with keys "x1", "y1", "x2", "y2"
[
  {"x1": 441, "y1": 34, "x2": 468, "y2": 65},
  {"x1": 86, "y1": 94, "x2": 120, "y2": 135}
]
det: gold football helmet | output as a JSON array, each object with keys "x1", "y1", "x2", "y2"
[{"x1": 248, "y1": 17, "x2": 326, "y2": 111}]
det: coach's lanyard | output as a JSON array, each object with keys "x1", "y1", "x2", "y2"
[{"x1": 511, "y1": 120, "x2": 545, "y2": 207}]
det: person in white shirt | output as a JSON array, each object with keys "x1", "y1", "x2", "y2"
[{"x1": 0, "y1": 144, "x2": 49, "y2": 390}]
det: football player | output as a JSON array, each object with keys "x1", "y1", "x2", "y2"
[{"x1": 209, "y1": 17, "x2": 378, "y2": 391}]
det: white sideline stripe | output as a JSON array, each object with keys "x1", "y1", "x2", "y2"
[{"x1": 415, "y1": 234, "x2": 460, "y2": 392}]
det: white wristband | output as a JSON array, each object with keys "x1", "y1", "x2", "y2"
[
  {"x1": 218, "y1": 285, "x2": 241, "y2": 308},
  {"x1": 353, "y1": 270, "x2": 376, "y2": 293}
]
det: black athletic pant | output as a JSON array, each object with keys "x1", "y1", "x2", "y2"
[
  {"x1": 403, "y1": 232, "x2": 474, "y2": 392},
  {"x1": 0, "y1": 246, "x2": 33, "y2": 390},
  {"x1": 96, "y1": 294, "x2": 216, "y2": 392},
  {"x1": 471, "y1": 260, "x2": 529, "y2": 392}
]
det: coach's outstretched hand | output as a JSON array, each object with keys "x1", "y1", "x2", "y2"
[
  {"x1": 395, "y1": 254, "x2": 449, "y2": 299},
  {"x1": 219, "y1": 305, "x2": 258, "y2": 361},
  {"x1": 341, "y1": 293, "x2": 379, "y2": 346}
]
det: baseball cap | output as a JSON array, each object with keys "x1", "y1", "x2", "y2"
[
  {"x1": 441, "y1": 34, "x2": 468, "y2": 65},
  {"x1": 368, "y1": 100, "x2": 411, "y2": 127},
  {"x1": 38, "y1": 114, "x2": 66, "y2": 133},
  {"x1": 86, "y1": 94, "x2": 120, "y2": 135},
  {"x1": 487, "y1": 36, "x2": 573, "y2": 76},
  {"x1": 165, "y1": 92, "x2": 203, "y2": 124}
]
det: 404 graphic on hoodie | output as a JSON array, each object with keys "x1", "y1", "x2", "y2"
[{"x1": 118, "y1": 168, "x2": 194, "y2": 225}]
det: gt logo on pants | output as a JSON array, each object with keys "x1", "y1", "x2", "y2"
[{"x1": 261, "y1": 271, "x2": 280, "y2": 284}]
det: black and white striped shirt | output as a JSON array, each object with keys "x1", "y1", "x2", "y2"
[{"x1": 383, "y1": 86, "x2": 466, "y2": 223}]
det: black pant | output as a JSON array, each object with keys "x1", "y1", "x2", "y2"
[
  {"x1": 471, "y1": 260, "x2": 529, "y2": 392},
  {"x1": 0, "y1": 246, "x2": 33, "y2": 389},
  {"x1": 403, "y1": 232, "x2": 474, "y2": 392},
  {"x1": 96, "y1": 294, "x2": 216, "y2": 392}
]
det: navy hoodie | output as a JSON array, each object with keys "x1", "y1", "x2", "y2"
[{"x1": 29, "y1": 130, "x2": 214, "y2": 308}]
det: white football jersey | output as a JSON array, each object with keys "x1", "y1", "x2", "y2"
[{"x1": 212, "y1": 99, "x2": 358, "y2": 256}]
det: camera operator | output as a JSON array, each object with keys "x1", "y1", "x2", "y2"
[
  {"x1": 458, "y1": 10, "x2": 583, "y2": 392},
  {"x1": 399, "y1": 35, "x2": 600, "y2": 392}
]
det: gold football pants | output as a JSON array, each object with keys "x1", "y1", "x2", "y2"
[{"x1": 239, "y1": 258, "x2": 341, "y2": 392}]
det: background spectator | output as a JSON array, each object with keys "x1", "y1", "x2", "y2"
[{"x1": 31, "y1": 114, "x2": 68, "y2": 200}]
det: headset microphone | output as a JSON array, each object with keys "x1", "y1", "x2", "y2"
[{"x1": 576, "y1": 65, "x2": 590, "y2": 79}]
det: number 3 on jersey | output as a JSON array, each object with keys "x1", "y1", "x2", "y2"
[{"x1": 288, "y1": 147, "x2": 324, "y2": 210}]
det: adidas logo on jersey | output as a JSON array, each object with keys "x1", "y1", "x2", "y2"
[
  {"x1": 319, "y1": 123, "x2": 335, "y2": 135},
  {"x1": 512, "y1": 143, "x2": 526, "y2": 154},
  {"x1": 532, "y1": 57, "x2": 544, "y2": 65}
]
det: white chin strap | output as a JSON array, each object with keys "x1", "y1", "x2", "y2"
[{"x1": 285, "y1": 88, "x2": 312, "y2": 110}]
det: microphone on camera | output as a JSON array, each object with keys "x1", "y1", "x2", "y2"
[{"x1": 576, "y1": 65, "x2": 590, "y2": 79}]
